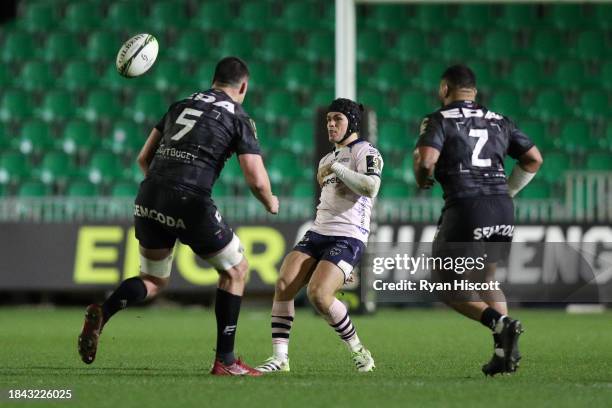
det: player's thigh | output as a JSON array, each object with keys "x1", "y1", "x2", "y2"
[
  {"x1": 309, "y1": 236, "x2": 365, "y2": 295},
  {"x1": 276, "y1": 250, "x2": 318, "y2": 296}
]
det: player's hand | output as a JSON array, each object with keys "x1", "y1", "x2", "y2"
[
  {"x1": 418, "y1": 177, "x2": 435, "y2": 189},
  {"x1": 317, "y1": 163, "x2": 334, "y2": 186},
  {"x1": 266, "y1": 195, "x2": 279, "y2": 214}
]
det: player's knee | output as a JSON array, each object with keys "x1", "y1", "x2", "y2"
[
  {"x1": 223, "y1": 258, "x2": 248, "y2": 282},
  {"x1": 307, "y1": 284, "x2": 332, "y2": 312},
  {"x1": 275, "y1": 275, "x2": 293, "y2": 296}
]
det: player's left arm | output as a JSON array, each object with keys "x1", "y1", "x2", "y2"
[
  {"x1": 414, "y1": 115, "x2": 443, "y2": 189},
  {"x1": 136, "y1": 128, "x2": 163, "y2": 176},
  {"x1": 330, "y1": 145, "x2": 383, "y2": 198}
]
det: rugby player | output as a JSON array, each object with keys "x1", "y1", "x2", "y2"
[
  {"x1": 413, "y1": 65, "x2": 543, "y2": 376},
  {"x1": 256, "y1": 98, "x2": 383, "y2": 373},
  {"x1": 78, "y1": 57, "x2": 278, "y2": 376}
]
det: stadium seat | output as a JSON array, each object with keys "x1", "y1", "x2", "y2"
[
  {"x1": 452, "y1": 4, "x2": 493, "y2": 32},
  {"x1": 538, "y1": 151, "x2": 571, "y2": 183},
  {"x1": 497, "y1": 4, "x2": 538, "y2": 32},
  {"x1": 389, "y1": 31, "x2": 427, "y2": 62},
  {"x1": 291, "y1": 182, "x2": 315, "y2": 198},
  {"x1": 557, "y1": 120, "x2": 598, "y2": 153},
  {"x1": 585, "y1": 153, "x2": 612, "y2": 170},
  {"x1": 220, "y1": 157, "x2": 243, "y2": 185},
  {"x1": 106, "y1": 121, "x2": 144, "y2": 154},
  {"x1": 268, "y1": 152, "x2": 309, "y2": 185},
  {"x1": 519, "y1": 179, "x2": 552, "y2": 199},
  {"x1": 380, "y1": 181, "x2": 411, "y2": 199},
  {"x1": 0, "y1": 64, "x2": 13, "y2": 88},
  {"x1": 111, "y1": 181, "x2": 139, "y2": 197},
  {"x1": 14, "y1": 120, "x2": 54, "y2": 155},
  {"x1": 309, "y1": 89, "x2": 335, "y2": 109},
  {"x1": 477, "y1": 31, "x2": 518, "y2": 62},
  {"x1": 370, "y1": 62, "x2": 406, "y2": 92},
  {"x1": 364, "y1": 5, "x2": 407, "y2": 31},
  {"x1": 433, "y1": 31, "x2": 476, "y2": 62},
  {"x1": 86, "y1": 31, "x2": 119, "y2": 62},
  {"x1": 36, "y1": 151, "x2": 75, "y2": 184},
  {"x1": 256, "y1": 32, "x2": 298, "y2": 62},
  {"x1": 190, "y1": 62, "x2": 217, "y2": 90},
  {"x1": 254, "y1": 91, "x2": 300, "y2": 123},
  {"x1": 278, "y1": 2, "x2": 318, "y2": 32},
  {"x1": 490, "y1": 89, "x2": 526, "y2": 119},
  {"x1": 191, "y1": 1, "x2": 232, "y2": 31},
  {"x1": 599, "y1": 62, "x2": 612, "y2": 90},
  {"x1": 605, "y1": 124, "x2": 612, "y2": 151},
  {"x1": 520, "y1": 120, "x2": 555, "y2": 151},
  {"x1": 282, "y1": 63, "x2": 317, "y2": 92},
  {"x1": 151, "y1": 60, "x2": 187, "y2": 92},
  {"x1": 235, "y1": 2, "x2": 272, "y2": 32},
  {"x1": 545, "y1": 3, "x2": 587, "y2": 30},
  {"x1": 530, "y1": 90, "x2": 570, "y2": 122},
  {"x1": 63, "y1": 2, "x2": 101, "y2": 32},
  {"x1": 576, "y1": 89, "x2": 609, "y2": 122},
  {"x1": 507, "y1": 60, "x2": 544, "y2": 91},
  {"x1": 104, "y1": 2, "x2": 145, "y2": 30},
  {"x1": 0, "y1": 90, "x2": 33, "y2": 122},
  {"x1": 60, "y1": 61, "x2": 97, "y2": 92},
  {"x1": 215, "y1": 31, "x2": 255, "y2": 60},
  {"x1": 572, "y1": 31, "x2": 608, "y2": 61},
  {"x1": 66, "y1": 181, "x2": 98, "y2": 197},
  {"x1": 552, "y1": 60, "x2": 591, "y2": 91},
  {"x1": 1, "y1": 31, "x2": 35, "y2": 62},
  {"x1": 80, "y1": 89, "x2": 121, "y2": 122},
  {"x1": 529, "y1": 31, "x2": 563, "y2": 62},
  {"x1": 169, "y1": 30, "x2": 211, "y2": 62},
  {"x1": 411, "y1": 5, "x2": 448, "y2": 32},
  {"x1": 0, "y1": 152, "x2": 31, "y2": 184},
  {"x1": 392, "y1": 90, "x2": 432, "y2": 122},
  {"x1": 413, "y1": 61, "x2": 447, "y2": 92},
  {"x1": 59, "y1": 120, "x2": 98, "y2": 156},
  {"x1": 469, "y1": 62, "x2": 494, "y2": 93},
  {"x1": 357, "y1": 31, "x2": 387, "y2": 62},
  {"x1": 378, "y1": 121, "x2": 408, "y2": 156},
  {"x1": 87, "y1": 151, "x2": 124, "y2": 184},
  {"x1": 18, "y1": 2, "x2": 57, "y2": 32},
  {"x1": 358, "y1": 89, "x2": 390, "y2": 118},
  {"x1": 17, "y1": 181, "x2": 51, "y2": 197},
  {"x1": 129, "y1": 91, "x2": 167, "y2": 123},
  {"x1": 212, "y1": 182, "x2": 229, "y2": 197},
  {"x1": 247, "y1": 62, "x2": 275, "y2": 92},
  {"x1": 594, "y1": 3, "x2": 612, "y2": 29},
  {"x1": 38, "y1": 90, "x2": 76, "y2": 122},
  {"x1": 20, "y1": 61, "x2": 54, "y2": 92},
  {"x1": 281, "y1": 120, "x2": 314, "y2": 155},
  {"x1": 42, "y1": 32, "x2": 81, "y2": 62},
  {"x1": 149, "y1": 1, "x2": 189, "y2": 31},
  {"x1": 300, "y1": 31, "x2": 334, "y2": 63}
]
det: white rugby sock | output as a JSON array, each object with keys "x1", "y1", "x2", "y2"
[
  {"x1": 325, "y1": 298, "x2": 362, "y2": 352},
  {"x1": 271, "y1": 300, "x2": 294, "y2": 360}
]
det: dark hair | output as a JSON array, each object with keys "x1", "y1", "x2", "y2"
[
  {"x1": 441, "y1": 64, "x2": 476, "y2": 90},
  {"x1": 212, "y1": 56, "x2": 249, "y2": 87}
]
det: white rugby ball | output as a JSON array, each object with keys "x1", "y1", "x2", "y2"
[{"x1": 116, "y1": 33, "x2": 158, "y2": 78}]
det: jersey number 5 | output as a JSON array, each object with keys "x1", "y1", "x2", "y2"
[
  {"x1": 469, "y1": 129, "x2": 492, "y2": 167},
  {"x1": 170, "y1": 108, "x2": 204, "y2": 141}
]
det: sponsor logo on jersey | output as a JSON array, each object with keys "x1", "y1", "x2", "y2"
[
  {"x1": 134, "y1": 205, "x2": 187, "y2": 229},
  {"x1": 321, "y1": 176, "x2": 341, "y2": 188},
  {"x1": 329, "y1": 247, "x2": 342, "y2": 256},
  {"x1": 156, "y1": 146, "x2": 198, "y2": 162},
  {"x1": 473, "y1": 224, "x2": 515, "y2": 240},
  {"x1": 366, "y1": 155, "x2": 382, "y2": 174}
]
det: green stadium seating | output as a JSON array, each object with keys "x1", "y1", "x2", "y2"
[
  {"x1": 87, "y1": 151, "x2": 123, "y2": 184},
  {"x1": 123, "y1": 162, "x2": 145, "y2": 184},
  {"x1": 538, "y1": 151, "x2": 571, "y2": 183},
  {"x1": 490, "y1": 89, "x2": 526, "y2": 119},
  {"x1": 282, "y1": 62, "x2": 317, "y2": 92},
  {"x1": 378, "y1": 121, "x2": 408, "y2": 156},
  {"x1": 66, "y1": 181, "x2": 98, "y2": 197},
  {"x1": 0, "y1": 90, "x2": 33, "y2": 122},
  {"x1": 256, "y1": 32, "x2": 298, "y2": 62},
  {"x1": 100, "y1": 65, "x2": 127, "y2": 91},
  {"x1": 1, "y1": 31, "x2": 35, "y2": 62},
  {"x1": 170, "y1": 30, "x2": 211, "y2": 62},
  {"x1": 520, "y1": 120, "x2": 555, "y2": 151},
  {"x1": 106, "y1": 121, "x2": 144, "y2": 154},
  {"x1": 299, "y1": 31, "x2": 334, "y2": 63},
  {"x1": 477, "y1": 31, "x2": 518, "y2": 62},
  {"x1": 0, "y1": 152, "x2": 30, "y2": 184},
  {"x1": 291, "y1": 182, "x2": 315, "y2": 198},
  {"x1": 575, "y1": 89, "x2": 609, "y2": 122},
  {"x1": 309, "y1": 89, "x2": 334, "y2": 109},
  {"x1": 18, "y1": 181, "x2": 51, "y2": 197},
  {"x1": 452, "y1": 4, "x2": 493, "y2": 32},
  {"x1": 364, "y1": 5, "x2": 407, "y2": 31},
  {"x1": 220, "y1": 157, "x2": 243, "y2": 185},
  {"x1": 60, "y1": 61, "x2": 97, "y2": 91},
  {"x1": 599, "y1": 62, "x2": 612, "y2": 90},
  {"x1": 279, "y1": 2, "x2": 318, "y2": 32},
  {"x1": 42, "y1": 32, "x2": 81, "y2": 62},
  {"x1": 59, "y1": 120, "x2": 98, "y2": 156},
  {"x1": 235, "y1": 2, "x2": 272, "y2": 32},
  {"x1": 36, "y1": 151, "x2": 75, "y2": 184},
  {"x1": 357, "y1": 31, "x2": 387, "y2": 62},
  {"x1": 215, "y1": 31, "x2": 255, "y2": 60},
  {"x1": 390, "y1": 31, "x2": 427, "y2": 62},
  {"x1": 0, "y1": 65, "x2": 13, "y2": 88},
  {"x1": 129, "y1": 91, "x2": 166, "y2": 123},
  {"x1": 519, "y1": 179, "x2": 552, "y2": 199},
  {"x1": 111, "y1": 181, "x2": 139, "y2": 197},
  {"x1": 86, "y1": 31, "x2": 119, "y2": 62},
  {"x1": 370, "y1": 62, "x2": 405, "y2": 92},
  {"x1": 556, "y1": 120, "x2": 598, "y2": 153},
  {"x1": 605, "y1": 124, "x2": 612, "y2": 151},
  {"x1": 63, "y1": 2, "x2": 101, "y2": 32},
  {"x1": 497, "y1": 4, "x2": 538, "y2": 32},
  {"x1": 380, "y1": 181, "x2": 411, "y2": 199},
  {"x1": 546, "y1": 4, "x2": 587, "y2": 30},
  {"x1": 212, "y1": 182, "x2": 229, "y2": 197},
  {"x1": 411, "y1": 5, "x2": 448, "y2": 32},
  {"x1": 413, "y1": 61, "x2": 447, "y2": 92},
  {"x1": 358, "y1": 89, "x2": 390, "y2": 118},
  {"x1": 281, "y1": 120, "x2": 314, "y2": 155},
  {"x1": 508, "y1": 60, "x2": 544, "y2": 91},
  {"x1": 530, "y1": 31, "x2": 563, "y2": 62},
  {"x1": 151, "y1": 60, "x2": 187, "y2": 92},
  {"x1": 80, "y1": 89, "x2": 121, "y2": 122},
  {"x1": 14, "y1": 120, "x2": 54, "y2": 155},
  {"x1": 594, "y1": 3, "x2": 612, "y2": 29},
  {"x1": 254, "y1": 91, "x2": 300, "y2": 123},
  {"x1": 38, "y1": 90, "x2": 75, "y2": 122},
  {"x1": 18, "y1": 2, "x2": 57, "y2": 32},
  {"x1": 191, "y1": 62, "x2": 217, "y2": 90},
  {"x1": 433, "y1": 31, "x2": 476, "y2": 62},
  {"x1": 248, "y1": 62, "x2": 275, "y2": 91},
  {"x1": 572, "y1": 31, "x2": 608, "y2": 61},
  {"x1": 192, "y1": 1, "x2": 232, "y2": 31},
  {"x1": 20, "y1": 61, "x2": 54, "y2": 91},
  {"x1": 0, "y1": 184, "x2": 6, "y2": 197},
  {"x1": 469, "y1": 62, "x2": 494, "y2": 93},
  {"x1": 149, "y1": 1, "x2": 189, "y2": 31},
  {"x1": 530, "y1": 90, "x2": 570, "y2": 122},
  {"x1": 392, "y1": 90, "x2": 431, "y2": 122},
  {"x1": 104, "y1": 2, "x2": 145, "y2": 30},
  {"x1": 552, "y1": 60, "x2": 591, "y2": 91},
  {"x1": 268, "y1": 152, "x2": 309, "y2": 185},
  {"x1": 586, "y1": 153, "x2": 612, "y2": 171}
]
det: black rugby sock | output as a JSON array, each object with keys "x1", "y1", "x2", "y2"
[
  {"x1": 101, "y1": 277, "x2": 148, "y2": 324},
  {"x1": 480, "y1": 307, "x2": 503, "y2": 331},
  {"x1": 215, "y1": 288, "x2": 242, "y2": 365}
]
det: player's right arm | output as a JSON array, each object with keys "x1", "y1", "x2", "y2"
[
  {"x1": 136, "y1": 128, "x2": 163, "y2": 176},
  {"x1": 506, "y1": 120, "x2": 544, "y2": 197},
  {"x1": 238, "y1": 154, "x2": 279, "y2": 214}
]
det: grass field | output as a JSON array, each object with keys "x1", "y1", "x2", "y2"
[{"x1": 1, "y1": 307, "x2": 611, "y2": 407}]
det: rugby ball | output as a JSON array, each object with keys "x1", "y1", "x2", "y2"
[{"x1": 116, "y1": 33, "x2": 158, "y2": 78}]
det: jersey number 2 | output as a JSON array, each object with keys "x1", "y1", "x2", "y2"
[
  {"x1": 469, "y1": 129, "x2": 491, "y2": 167},
  {"x1": 170, "y1": 108, "x2": 203, "y2": 141}
]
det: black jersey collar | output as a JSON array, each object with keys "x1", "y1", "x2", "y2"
[{"x1": 444, "y1": 100, "x2": 480, "y2": 109}]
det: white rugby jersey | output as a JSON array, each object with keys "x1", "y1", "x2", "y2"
[{"x1": 311, "y1": 139, "x2": 384, "y2": 243}]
